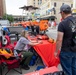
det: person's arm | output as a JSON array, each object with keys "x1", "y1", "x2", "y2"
[
  {"x1": 22, "y1": 37, "x2": 42, "y2": 46},
  {"x1": 55, "y1": 21, "x2": 64, "y2": 55},
  {"x1": 29, "y1": 40, "x2": 38, "y2": 43},
  {"x1": 55, "y1": 31, "x2": 64, "y2": 56},
  {"x1": 28, "y1": 41, "x2": 42, "y2": 46}
]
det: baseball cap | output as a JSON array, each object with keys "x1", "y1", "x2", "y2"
[{"x1": 60, "y1": 4, "x2": 71, "y2": 13}]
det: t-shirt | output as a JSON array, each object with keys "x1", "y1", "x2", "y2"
[
  {"x1": 58, "y1": 16, "x2": 74, "y2": 51},
  {"x1": 14, "y1": 37, "x2": 30, "y2": 51}
]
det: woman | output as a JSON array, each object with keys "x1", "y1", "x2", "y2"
[{"x1": 14, "y1": 30, "x2": 41, "y2": 70}]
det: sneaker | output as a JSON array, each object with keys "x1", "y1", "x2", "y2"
[{"x1": 21, "y1": 65, "x2": 30, "y2": 70}]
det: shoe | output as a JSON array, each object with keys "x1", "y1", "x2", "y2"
[{"x1": 21, "y1": 65, "x2": 30, "y2": 70}]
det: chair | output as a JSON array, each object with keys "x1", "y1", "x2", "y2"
[
  {"x1": 0, "y1": 34, "x2": 22, "y2": 75},
  {"x1": 0, "y1": 56, "x2": 2, "y2": 75},
  {"x1": 0, "y1": 35, "x2": 14, "y2": 50},
  {"x1": 4, "y1": 35, "x2": 14, "y2": 50},
  {"x1": 0, "y1": 53, "x2": 22, "y2": 75},
  {"x1": 3, "y1": 27, "x2": 19, "y2": 41}
]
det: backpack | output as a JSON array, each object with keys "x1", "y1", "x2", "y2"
[
  {"x1": 68, "y1": 17, "x2": 76, "y2": 51},
  {"x1": 68, "y1": 18, "x2": 76, "y2": 45}
]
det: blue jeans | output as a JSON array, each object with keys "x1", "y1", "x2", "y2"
[{"x1": 60, "y1": 51, "x2": 76, "y2": 75}]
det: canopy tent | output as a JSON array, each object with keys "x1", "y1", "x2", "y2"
[
  {"x1": 19, "y1": 5, "x2": 39, "y2": 11},
  {"x1": 40, "y1": 16, "x2": 57, "y2": 21},
  {"x1": 49, "y1": 16, "x2": 57, "y2": 20},
  {"x1": 19, "y1": 5, "x2": 39, "y2": 20}
]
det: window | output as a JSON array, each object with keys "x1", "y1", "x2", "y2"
[
  {"x1": 54, "y1": 2, "x2": 57, "y2": 7},
  {"x1": 62, "y1": 3, "x2": 64, "y2": 5},
  {"x1": 38, "y1": 0, "x2": 42, "y2": 5},
  {"x1": 71, "y1": 4, "x2": 73, "y2": 8},
  {"x1": 40, "y1": 0, "x2": 42, "y2": 4},
  {"x1": 38, "y1": 0, "x2": 39, "y2": 5}
]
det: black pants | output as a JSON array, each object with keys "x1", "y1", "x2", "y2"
[{"x1": 31, "y1": 26, "x2": 34, "y2": 32}]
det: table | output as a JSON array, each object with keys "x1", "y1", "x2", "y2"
[
  {"x1": 28, "y1": 36, "x2": 60, "y2": 67},
  {"x1": 33, "y1": 40, "x2": 59, "y2": 67},
  {"x1": 24, "y1": 66, "x2": 59, "y2": 75}
]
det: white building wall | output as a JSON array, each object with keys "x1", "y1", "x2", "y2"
[
  {"x1": 27, "y1": 0, "x2": 72, "y2": 22},
  {"x1": 39, "y1": 0, "x2": 72, "y2": 22},
  {"x1": 73, "y1": 0, "x2": 76, "y2": 8},
  {"x1": 40, "y1": 0, "x2": 51, "y2": 17}
]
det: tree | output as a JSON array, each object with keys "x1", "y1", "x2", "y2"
[{"x1": 3, "y1": 14, "x2": 14, "y2": 23}]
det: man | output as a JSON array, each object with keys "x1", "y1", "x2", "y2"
[{"x1": 55, "y1": 4, "x2": 76, "y2": 75}]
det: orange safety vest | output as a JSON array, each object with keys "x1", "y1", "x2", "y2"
[{"x1": 39, "y1": 20, "x2": 48, "y2": 31}]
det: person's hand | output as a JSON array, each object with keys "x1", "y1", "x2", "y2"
[
  {"x1": 38, "y1": 41, "x2": 43, "y2": 44},
  {"x1": 31, "y1": 40, "x2": 37, "y2": 43},
  {"x1": 54, "y1": 52, "x2": 58, "y2": 58}
]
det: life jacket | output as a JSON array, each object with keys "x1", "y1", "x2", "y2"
[
  {"x1": 39, "y1": 20, "x2": 48, "y2": 31},
  {"x1": 0, "y1": 48, "x2": 13, "y2": 59},
  {"x1": 48, "y1": 38, "x2": 56, "y2": 43}
]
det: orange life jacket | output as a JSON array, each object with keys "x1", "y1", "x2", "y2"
[
  {"x1": 0, "y1": 49, "x2": 13, "y2": 59},
  {"x1": 39, "y1": 20, "x2": 48, "y2": 31}
]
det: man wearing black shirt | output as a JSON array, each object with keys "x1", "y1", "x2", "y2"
[{"x1": 55, "y1": 4, "x2": 76, "y2": 75}]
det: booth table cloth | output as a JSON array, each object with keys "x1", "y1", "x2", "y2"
[
  {"x1": 33, "y1": 40, "x2": 59, "y2": 67},
  {"x1": 28, "y1": 36, "x2": 60, "y2": 67}
]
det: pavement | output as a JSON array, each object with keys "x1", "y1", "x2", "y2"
[
  {"x1": 46, "y1": 27, "x2": 57, "y2": 40},
  {"x1": 3, "y1": 62, "x2": 62, "y2": 75},
  {"x1": 3, "y1": 27, "x2": 63, "y2": 75}
]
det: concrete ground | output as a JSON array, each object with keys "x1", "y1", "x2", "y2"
[
  {"x1": 3, "y1": 62, "x2": 62, "y2": 75},
  {"x1": 3, "y1": 27, "x2": 63, "y2": 75},
  {"x1": 3, "y1": 63, "x2": 44, "y2": 75}
]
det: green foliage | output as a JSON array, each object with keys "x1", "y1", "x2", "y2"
[{"x1": 3, "y1": 14, "x2": 14, "y2": 22}]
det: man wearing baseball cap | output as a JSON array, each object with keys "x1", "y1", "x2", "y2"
[{"x1": 55, "y1": 4, "x2": 76, "y2": 75}]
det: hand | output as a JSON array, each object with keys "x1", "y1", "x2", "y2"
[
  {"x1": 54, "y1": 52, "x2": 58, "y2": 57},
  {"x1": 31, "y1": 40, "x2": 38, "y2": 43},
  {"x1": 38, "y1": 41, "x2": 43, "y2": 44}
]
